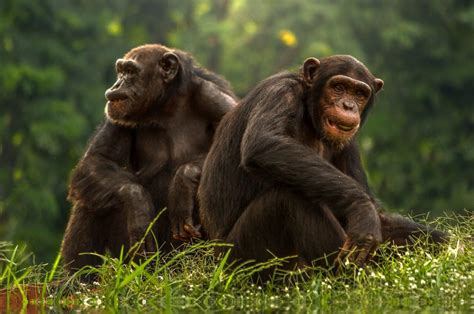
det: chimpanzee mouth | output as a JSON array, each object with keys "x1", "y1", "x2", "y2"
[
  {"x1": 107, "y1": 98, "x2": 130, "y2": 108},
  {"x1": 326, "y1": 118, "x2": 358, "y2": 132}
]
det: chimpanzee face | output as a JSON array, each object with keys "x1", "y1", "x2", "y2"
[
  {"x1": 104, "y1": 46, "x2": 181, "y2": 126},
  {"x1": 302, "y1": 56, "x2": 383, "y2": 149}
]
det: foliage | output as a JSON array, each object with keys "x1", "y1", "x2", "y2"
[
  {"x1": 0, "y1": 0, "x2": 472, "y2": 262},
  {"x1": 349, "y1": 0, "x2": 474, "y2": 213},
  {"x1": 0, "y1": 215, "x2": 473, "y2": 312}
]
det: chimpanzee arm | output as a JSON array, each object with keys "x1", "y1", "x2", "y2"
[
  {"x1": 68, "y1": 120, "x2": 140, "y2": 214},
  {"x1": 332, "y1": 141, "x2": 382, "y2": 206},
  {"x1": 333, "y1": 142, "x2": 371, "y2": 193},
  {"x1": 193, "y1": 78, "x2": 238, "y2": 122},
  {"x1": 168, "y1": 156, "x2": 205, "y2": 241},
  {"x1": 240, "y1": 84, "x2": 381, "y2": 243}
]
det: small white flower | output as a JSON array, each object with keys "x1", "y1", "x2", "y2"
[{"x1": 141, "y1": 299, "x2": 147, "y2": 305}]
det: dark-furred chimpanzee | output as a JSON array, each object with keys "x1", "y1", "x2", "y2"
[
  {"x1": 61, "y1": 44, "x2": 237, "y2": 273},
  {"x1": 198, "y1": 55, "x2": 446, "y2": 271}
]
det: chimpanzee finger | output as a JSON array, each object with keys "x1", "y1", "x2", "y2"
[
  {"x1": 353, "y1": 235, "x2": 379, "y2": 267},
  {"x1": 184, "y1": 222, "x2": 202, "y2": 238},
  {"x1": 334, "y1": 239, "x2": 353, "y2": 271},
  {"x1": 178, "y1": 220, "x2": 192, "y2": 241},
  {"x1": 353, "y1": 246, "x2": 371, "y2": 267},
  {"x1": 171, "y1": 223, "x2": 181, "y2": 240},
  {"x1": 336, "y1": 239, "x2": 353, "y2": 261}
]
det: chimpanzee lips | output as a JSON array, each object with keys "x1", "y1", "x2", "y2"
[{"x1": 326, "y1": 118, "x2": 358, "y2": 132}]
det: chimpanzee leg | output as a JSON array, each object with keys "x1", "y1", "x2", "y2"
[
  {"x1": 61, "y1": 205, "x2": 108, "y2": 273},
  {"x1": 380, "y1": 212, "x2": 448, "y2": 246},
  {"x1": 223, "y1": 189, "x2": 345, "y2": 270},
  {"x1": 105, "y1": 207, "x2": 133, "y2": 257}
]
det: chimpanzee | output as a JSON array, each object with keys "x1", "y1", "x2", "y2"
[
  {"x1": 198, "y1": 55, "x2": 446, "y2": 271},
  {"x1": 61, "y1": 44, "x2": 237, "y2": 273}
]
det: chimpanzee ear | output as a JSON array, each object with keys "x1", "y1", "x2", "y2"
[
  {"x1": 303, "y1": 57, "x2": 320, "y2": 86},
  {"x1": 160, "y1": 51, "x2": 181, "y2": 83},
  {"x1": 373, "y1": 78, "x2": 384, "y2": 94}
]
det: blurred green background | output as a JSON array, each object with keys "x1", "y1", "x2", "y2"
[{"x1": 0, "y1": 0, "x2": 473, "y2": 263}]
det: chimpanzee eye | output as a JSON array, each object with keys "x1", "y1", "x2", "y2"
[
  {"x1": 356, "y1": 89, "x2": 366, "y2": 99},
  {"x1": 334, "y1": 84, "x2": 344, "y2": 92}
]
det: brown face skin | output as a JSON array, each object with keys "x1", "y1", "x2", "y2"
[{"x1": 319, "y1": 74, "x2": 372, "y2": 147}]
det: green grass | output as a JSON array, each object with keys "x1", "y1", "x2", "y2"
[{"x1": 1, "y1": 214, "x2": 473, "y2": 312}]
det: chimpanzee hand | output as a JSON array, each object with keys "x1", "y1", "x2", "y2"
[
  {"x1": 334, "y1": 204, "x2": 382, "y2": 272},
  {"x1": 334, "y1": 234, "x2": 379, "y2": 273},
  {"x1": 169, "y1": 163, "x2": 203, "y2": 241},
  {"x1": 118, "y1": 184, "x2": 157, "y2": 255},
  {"x1": 170, "y1": 206, "x2": 202, "y2": 242}
]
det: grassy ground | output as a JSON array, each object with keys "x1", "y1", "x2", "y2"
[{"x1": 1, "y1": 214, "x2": 473, "y2": 312}]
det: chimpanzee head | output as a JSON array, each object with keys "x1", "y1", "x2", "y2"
[
  {"x1": 302, "y1": 55, "x2": 384, "y2": 150},
  {"x1": 104, "y1": 44, "x2": 187, "y2": 126}
]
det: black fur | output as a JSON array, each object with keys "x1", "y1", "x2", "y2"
[
  {"x1": 61, "y1": 44, "x2": 237, "y2": 275},
  {"x1": 198, "y1": 55, "x2": 447, "y2": 272}
]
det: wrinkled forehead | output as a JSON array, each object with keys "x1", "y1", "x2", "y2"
[
  {"x1": 320, "y1": 56, "x2": 375, "y2": 86},
  {"x1": 346, "y1": 69, "x2": 374, "y2": 87},
  {"x1": 123, "y1": 47, "x2": 168, "y2": 63}
]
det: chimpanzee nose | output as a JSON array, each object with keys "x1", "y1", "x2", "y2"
[{"x1": 342, "y1": 101, "x2": 355, "y2": 111}]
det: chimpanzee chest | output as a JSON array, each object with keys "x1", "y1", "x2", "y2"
[
  {"x1": 131, "y1": 125, "x2": 211, "y2": 210},
  {"x1": 132, "y1": 125, "x2": 211, "y2": 178}
]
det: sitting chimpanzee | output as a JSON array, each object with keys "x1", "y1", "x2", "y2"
[
  {"x1": 198, "y1": 55, "x2": 446, "y2": 271},
  {"x1": 61, "y1": 44, "x2": 237, "y2": 274}
]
